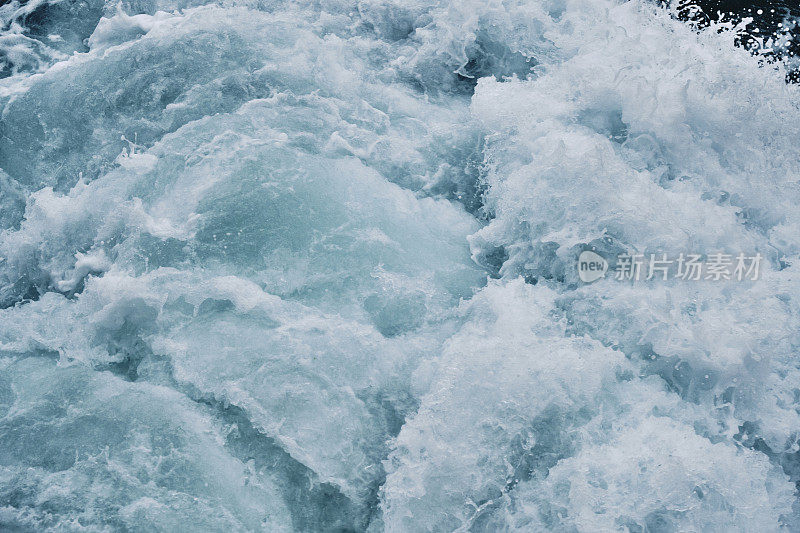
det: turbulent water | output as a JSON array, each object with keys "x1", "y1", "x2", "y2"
[{"x1": 1, "y1": 0, "x2": 800, "y2": 530}]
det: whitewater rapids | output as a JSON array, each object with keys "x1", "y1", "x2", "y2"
[{"x1": 1, "y1": 0, "x2": 800, "y2": 530}]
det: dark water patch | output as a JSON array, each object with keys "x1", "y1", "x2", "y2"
[
  {"x1": 662, "y1": 0, "x2": 800, "y2": 82},
  {"x1": 193, "y1": 397, "x2": 368, "y2": 532}
]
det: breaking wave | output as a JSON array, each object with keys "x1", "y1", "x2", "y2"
[{"x1": 1, "y1": 0, "x2": 800, "y2": 530}]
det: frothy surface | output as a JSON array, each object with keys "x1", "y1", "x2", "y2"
[{"x1": 1, "y1": 0, "x2": 799, "y2": 530}]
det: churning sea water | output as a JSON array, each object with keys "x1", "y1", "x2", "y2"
[{"x1": 1, "y1": 0, "x2": 800, "y2": 530}]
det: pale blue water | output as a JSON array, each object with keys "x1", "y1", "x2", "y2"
[{"x1": 1, "y1": 0, "x2": 800, "y2": 531}]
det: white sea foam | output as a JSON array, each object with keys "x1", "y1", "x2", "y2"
[{"x1": 1, "y1": 0, "x2": 799, "y2": 530}]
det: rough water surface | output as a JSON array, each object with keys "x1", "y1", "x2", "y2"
[{"x1": 1, "y1": 0, "x2": 800, "y2": 530}]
